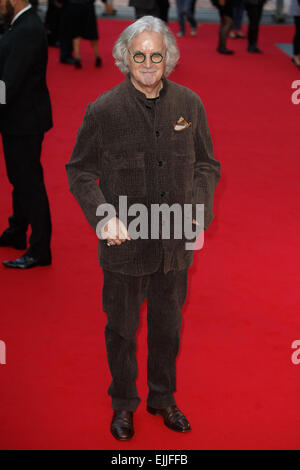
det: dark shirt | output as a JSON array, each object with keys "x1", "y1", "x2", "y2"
[{"x1": 66, "y1": 75, "x2": 221, "y2": 275}]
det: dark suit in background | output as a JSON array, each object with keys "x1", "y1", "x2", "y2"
[
  {"x1": 244, "y1": 0, "x2": 266, "y2": 50},
  {"x1": 129, "y1": 0, "x2": 160, "y2": 19},
  {"x1": 157, "y1": 0, "x2": 169, "y2": 22},
  {"x1": 0, "y1": 7, "x2": 53, "y2": 261}
]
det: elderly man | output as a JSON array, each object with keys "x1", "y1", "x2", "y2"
[
  {"x1": 66, "y1": 16, "x2": 220, "y2": 441},
  {"x1": 0, "y1": 0, "x2": 52, "y2": 268}
]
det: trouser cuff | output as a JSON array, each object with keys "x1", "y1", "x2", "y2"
[
  {"x1": 111, "y1": 397, "x2": 140, "y2": 412},
  {"x1": 147, "y1": 393, "x2": 176, "y2": 409}
]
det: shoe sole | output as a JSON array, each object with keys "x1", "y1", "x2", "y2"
[
  {"x1": 110, "y1": 431, "x2": 134, "y2": 441},
  {"x1": 2, "y1": 260, "x2": 51, "y2": 269}
]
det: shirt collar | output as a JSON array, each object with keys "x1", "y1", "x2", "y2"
[
  {"x1": 125, "y1": 74, "x2": 168, "y2": 103},
  {"x1": 11, "y1": 4, "x2": 32, "y2": 26}
]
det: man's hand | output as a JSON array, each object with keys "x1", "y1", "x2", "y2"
[{"x1": 100, "y1": 216, "x2": 131, "y2": 246}]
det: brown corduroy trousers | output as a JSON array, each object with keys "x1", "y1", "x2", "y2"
[{"x1": 102, "y1": 258, "x2": 189, "y2": 412}]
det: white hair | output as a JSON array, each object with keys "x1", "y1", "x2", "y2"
[{"x1": 113, "y1": 16, "x2": 180, "y2": 77}]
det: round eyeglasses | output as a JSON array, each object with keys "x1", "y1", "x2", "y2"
[{"x1": 128, "y1": 50, "x2": 164, "y2": 64}]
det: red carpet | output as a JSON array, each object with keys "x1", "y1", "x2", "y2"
[{"x1": 0, "y1": 20, "x2": 300, "y2": 450}]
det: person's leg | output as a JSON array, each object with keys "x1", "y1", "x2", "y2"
[
  {"x1": 292, "y1": 16, "x2": 300, "y2": 66},
  {"x1": 2, "y1": 134, "x2": 52, "y2": 259},
  {"x1": 102, "y1": 269, "x2": 148, "y2": 411},
  {"x1": 134, "y1": 5, "x2": 160, "y2": 19},
  {"x1": 72, "y1": 37, "x2": 82, "y2": 68},
  {"x1": 90, "y1": 39, "x2": 99, "y2": 57},
  {"x1": 218, "y1": 12, "x2": 234, "y2": 53},
  {"x1": 157, "y1": 0, "x2": 169, "y2": 22},
  {"x1": 245, "y1": 1, "x2": 263, "y2": 50},
  {"x1": 90, "y1": 40, "x2": 102, "y2": 67},
  {"x1": 186, "y1": 0, "x2": 197, "y2": 29},
  {"x1": 232, "y1": 0, "x2": 245, "y2": 33},
  {"x1": 146, "y1": 267, "x2": 189, "y2": 409},
  {"x1": 176, "y1": 0, "x2": 186, "y2": 35},
  {"x1": 73, "y1": 37, "x2": 81, "y2": 60},
  {"x1": 59, "y1": 4, "x2": 74, "y2": 63},
  {"x1": 134, "y1": 8, "x2": 143, "y2": 19},
  {"x1": 294, "y1": 17, "x2": 300, "y2": 54},
  {"x1": 190, "y1": 0, "x2": 196, "y2": 15},
  {"x1": 1, "y1": 134, "x2": 28, "y2": 247},
  {"x1": 253, "y1": 1, "x2": 264, "y2": 46},
  {"x1": 102, "y1": 0, "x2": 115, "y2": 15}
]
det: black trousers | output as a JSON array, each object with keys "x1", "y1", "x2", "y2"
[
  {"x1": 157, "y1": 0, "x2": 170, "y2": 22},
  {"x1": 134, "y1": 5, "x2": 160, "y2": 19},
  {"x1": 102, "y1": 258, "x2": 189, "y2": 411},
  {"x1": 244, "y1": 1, "x2": 264, "y2": 47},
  {"x1": 59, "y1": 5, "x2": 74, "y2": 61},
  {"x1": 294, "y1": 16, "x2": 300, "y2": 55},
  {"x1": 1, "y1": 133, "x2": 52, "y2": 258}
]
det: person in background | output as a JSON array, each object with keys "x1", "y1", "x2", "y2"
[
  {"x1": 45, "y1": 0, "x2": 61, "y2": 47},
  {"x1": 229, "y1": 0, "x2": 246, "y2": 38},
  {"x1": 157, "y1": 0, "x2": 169, "y2": 22},
  {"x1": 129, "y1": 0, "x2": 160, "y2": 19},
  {"x1": 61, "y1": 0, "x2": 102, "y2": 69},
  {"x1": 53, "y1": 0, "x2": 75, "y2": 65},
  {"x1": 190, "y1": 0, "x2": 197, "y2": 17},
  {"x1": 176, "y1": 0, "x2": 197, "y2": 37},
  {"x1": 289, "y1": 0, "x2": 300, "y2": 68},
  {"x1": 0, "y1": 0, "x2": 53, "y2": 269},
  {"x1": 29, "y1": 0, "x2": 38, "y2": 10},
  {"x1": 211, "y1": 0, "x2": 236, "y2": 54},
  {"x1": 244, "y1": 0, "x2": 266, "y2": 53},
  {"x1": 102, "y1": 0, "x2": 116, "y2": 16}
]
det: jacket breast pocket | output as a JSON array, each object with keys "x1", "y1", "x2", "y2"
[{"x1": 104, "y1": 152, "x2": 146, "y2": 197}]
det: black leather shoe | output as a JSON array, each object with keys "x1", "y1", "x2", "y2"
[
  {"x1": 217, "y1": 47, "x2": 234, "y2": 55},
  {"x1": 147, "y1": 405, "x2": 191, "y2": 433},
  {"x1": 248, "y1": 45, "x2": 262, "y2": 53},
  {"x1": 0, "y1": 230, "x2": 27, "y2": 250},
  {"x1": 2, "y1": 254, "x2": 51, "y2": 269},
  {"x1": 95, "y1": 56, "x2": 102, "y2": 68},
  {"x1": 74, "y1": 59, "x2": 82, "y2": 69},
  {"x1": 110, "y1": 410, "x2": 134, "y2": 441},
  {"x1": 60, "y1": 57, "x2": 76, "y2": 65}
]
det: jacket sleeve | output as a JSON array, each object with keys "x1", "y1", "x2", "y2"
[
  {"x1": 193, "y1": 99, "x2": 221, "y2": 230},
  {"x1": 1, "y1": 26, "x2": 40, "y2": 106},
  {"x1": 65, "y1": 102, "x2": 107, "y2": 232}
]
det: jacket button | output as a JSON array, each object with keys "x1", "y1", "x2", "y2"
[
  {"x1": 156, "y1": 130, "x2": 160, "y2": 137},
  {"x1": 158, "y1": 161, "x2": 163, "y2": 167},
  {"x1": 160, "y1": 191, "x2": 165, "y2": 197}
]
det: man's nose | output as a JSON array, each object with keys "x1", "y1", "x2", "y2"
[{"x1": 144, "y1": 55, "x2": 152, "y2": 68}]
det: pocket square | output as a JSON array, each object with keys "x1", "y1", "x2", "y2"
[{"x1": 174, "y1": 116, "x2": 192, "y2": 132}]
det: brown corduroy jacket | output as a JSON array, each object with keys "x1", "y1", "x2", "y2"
[{"x1": 66, "y1": 75, "x2": 221, "y2": 275}]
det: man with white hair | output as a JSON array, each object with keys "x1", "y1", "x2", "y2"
[{"x1": 66, "y1": 16, "x2": 220, "y2": 440}]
